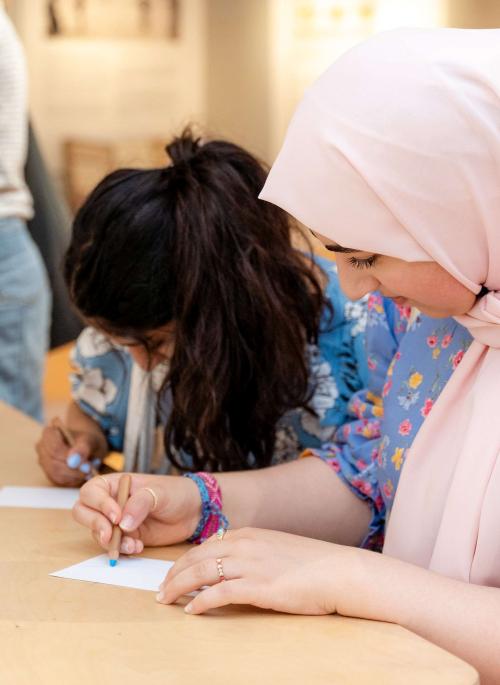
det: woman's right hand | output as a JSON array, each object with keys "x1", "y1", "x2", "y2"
[
  {"x1": 36, "y1": 422, "x2": 102, "y2": 487},
  {"x1": 72, "y1": 473, "x2": 202, "y2": 554}
]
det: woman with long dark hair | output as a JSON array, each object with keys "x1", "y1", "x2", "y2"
[{"x1": 36, "y1": 130, "x2": 367, "y2": 485}]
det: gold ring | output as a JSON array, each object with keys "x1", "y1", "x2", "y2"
[
  {"x1": 216, "y1": 527, "x2": 226, "y2": 541},
  {"x1": 97, "y1": 475, "x2": 110, "y2": 491},
  {"x1": 216, "y1": 557, "x2": 226, "y2": 582},
  {"x1": 142, "y1": 487, "x2": 158, "y2": 512}
]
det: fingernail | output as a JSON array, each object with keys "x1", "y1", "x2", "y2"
[
  {"x1": 99, "y1": 530, "x2": 106, "y2": 545},
  {"x1": 184, "y1": 602, "x2": 193, "y2": 614},
  {"x1": 109, "y1": 512, "x2": 117, "y2": 525},
  {"x1": 156, "y1": 591, "x2": 165, "y2": 603},
  {"x1": 120, "y1": 515, "x2": 134, "y2": 531},
  {"x1": 66, "y1": 452, "x2": 82, "y2": 469},
  {"x1": 79, "y1": 462, "x2": 91, "y2": 474}
]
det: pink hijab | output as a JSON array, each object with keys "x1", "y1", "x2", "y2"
[{"x1": 260, "y1": 28, "x2": 500, "y2": 586}]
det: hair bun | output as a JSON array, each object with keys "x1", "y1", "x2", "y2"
[{"x1": 166, "y1": 128, "x2": 202, "y2": 166}]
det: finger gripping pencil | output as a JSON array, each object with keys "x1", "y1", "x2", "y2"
[
  {"x1": 108, "y1": 474, "x2": 132, "y2": 567},
  {"x1": 52, "y1": 417, "x2": 99, "y2": 477}
]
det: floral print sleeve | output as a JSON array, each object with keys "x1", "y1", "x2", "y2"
[
  {"x1": 70, "y1": 327, "x2": 132, "y2": 451},
  {"x1": 273, "y1": 256, "x2": 370, "y2": 462},
  {"x1": 303, "y1": 293, "x2": 474, "y2": 551},
  {"x1": 302, "y1": 293, "x2": 410, "y2": 549}
]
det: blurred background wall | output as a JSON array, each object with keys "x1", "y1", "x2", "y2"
[
  {"x1": 0, "y1": 0, "x2": 496, "y2": 362},
  {"x1": 5, "y1": 0, "x2": 499, "y2": 206},
  {"x1": 7, "y1": 0, "x2": 206, "y2": 204}
]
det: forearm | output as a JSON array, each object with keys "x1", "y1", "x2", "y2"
[
  {"x1": 217, "y1": 457, "x2": 371, "y2": 545},
  {"x1": 346, "y1": 549, "x2": 499, "y2": 684},
  {"x1": 64, "y1": 401, "x2": 109, "y2": 460}
]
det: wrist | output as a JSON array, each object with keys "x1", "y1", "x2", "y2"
[
  {"x1": 335, "y1": 546, "x2": 417, "y2": 625},
  {"x1": 183, "y1": 472, "x2": 229, "y2": 544},
  {"x1": 183, "y1": 475, "x2": 203, "y2": 539}
]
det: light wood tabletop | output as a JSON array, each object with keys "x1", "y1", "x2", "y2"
[{"x1": 0, "y1": 401, "x2": 479, "y2": 685}]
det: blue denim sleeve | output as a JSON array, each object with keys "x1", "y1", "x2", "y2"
[
  {"x1": 302, "y1": 293, "x2": 407, "y2": 550},
  {"x1": 70, "y1": 327, "x2": 132, "y2": 451}
]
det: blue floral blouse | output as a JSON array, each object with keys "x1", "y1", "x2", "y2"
[
  {"x1": 306, "y1": 293, "x2": 473, "y2": 549},
  {"x1": 70, "y1": 256, "x2": 369, "y2": 469}
]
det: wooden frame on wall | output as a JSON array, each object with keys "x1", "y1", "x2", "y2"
[
  {"x1": 46, "y1": 0, "x2": 181, "y2": 40},
  {"x1": 64, "y1": 138, "x2": 166, "y2": 211}
]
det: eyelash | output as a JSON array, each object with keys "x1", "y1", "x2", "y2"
[{"x1": 348, "y1": 255, "x2": 378, "y2": 270}]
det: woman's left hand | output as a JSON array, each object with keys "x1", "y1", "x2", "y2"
[{"x1": 157, "y1": 527, "x2": 362, "y2": 615}]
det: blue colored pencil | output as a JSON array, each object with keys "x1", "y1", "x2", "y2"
[{"x1": 108, "y1": 474, "x2": 131, "y2": 567}]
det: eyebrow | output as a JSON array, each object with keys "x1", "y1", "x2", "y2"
[{"x1": 324, "y1": 243, "x2": 357, "y2": 254}]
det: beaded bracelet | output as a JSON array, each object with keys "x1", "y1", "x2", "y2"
[{"x1": 184, "y1": 472, "x2": 229, "y2": 544}]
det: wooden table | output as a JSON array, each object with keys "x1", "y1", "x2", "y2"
[{"x1": 0, "y1": 402, "x2": 478, "y2": 685}]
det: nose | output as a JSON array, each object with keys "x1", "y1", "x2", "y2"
[
  {"x1": 128, "y1": 346, "x2": 151, "y2": 371},
  {"x1": 336, "y1": 261, "x2": 379, "y2": 301}
]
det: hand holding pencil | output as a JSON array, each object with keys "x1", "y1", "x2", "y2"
[
  {"x1": 36, "y1": 417, "x2": 102, "y2": 486},
  {"x1": 73, "y1": 472, "x2": 203, "y2": 555},
  {"x1": 108, "y1": 474, "x2": 132, "y2": 566}
]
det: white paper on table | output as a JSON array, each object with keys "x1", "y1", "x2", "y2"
[
  {"x1": 50, "y1": 554, "x2": 175, "y2": 592},
  {"x1": 0, "y1": 486, "x2": 80, "y2": 509}
]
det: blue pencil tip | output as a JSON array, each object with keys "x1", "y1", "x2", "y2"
[{"x1": 109, "y1": 559, "x2": 117, "y2": 567}]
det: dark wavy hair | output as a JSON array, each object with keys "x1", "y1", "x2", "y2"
[{"x1": 64, "y1": 129, "x2": 330, "y2": 472}]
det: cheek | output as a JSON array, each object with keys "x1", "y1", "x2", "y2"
[
  {"x1": 148, "y1": 342, "x2": 175, "y2": 369},
  {"x1": 417, "y1": 278, "x2": 476, "y2": 316},
  {"x1": 335, "y1": 257, "x2": 380, "y2": 300},
  {"x1": 388, "y1": 263, "x2": 476, "y2": 316},
  {"x1": 158, "y1": 341, "x2": 175, "y2": 362}
]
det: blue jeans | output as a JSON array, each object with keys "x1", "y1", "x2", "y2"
[{"x1": 0, "y1": 218, "x2": 51, "y2": 421}]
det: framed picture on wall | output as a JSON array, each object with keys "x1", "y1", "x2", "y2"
[
  {"x1": 47, "y1": 0, "x2": 180, "y2": 39},
  {"x1": 64, "y1": 138, "x2": 166, "y2": 211}
]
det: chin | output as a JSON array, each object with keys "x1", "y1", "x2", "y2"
[
  {"x1": 408, "y1": 302, "x2": 455, "y2": 319},
  {"x1": 416, "y1": 304, "x2": 460, "y2": 319}
]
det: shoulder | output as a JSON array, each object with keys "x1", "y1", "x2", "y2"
[
  {"x1": 70, "y1": 328, "x2": 132, "y2": 419},
  {"x1": 74, "y1": 327, "x2": 116, "y2": 358},
  {"x1": 71, "y1": 327, "x2": 132, "y2": 376}
]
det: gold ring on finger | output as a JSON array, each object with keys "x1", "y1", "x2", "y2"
[
  {"x1": 142, "y1": 487, "x2": 158, "y2": 512},
  {"x1": 216, "y1": 557, "x2": 226, "y2": 582},
  {"x1": 97, "y1": 475, "x2": 110, "y2": 491}
]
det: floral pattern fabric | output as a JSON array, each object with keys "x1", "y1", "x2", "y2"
[
  {"x1": 305, "y1": 293, "x2": 473, "y2": 549},
  {"x1": 70, "y1": 256, "x2": 369, "y2": 469}
]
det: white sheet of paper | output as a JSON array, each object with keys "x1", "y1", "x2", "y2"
[
  {"x1": 50, "y1": 554, "x2": 175, "y2": 592},
  {"x1": 0, "y1": 486, "x2": 80, "y2": 509}
]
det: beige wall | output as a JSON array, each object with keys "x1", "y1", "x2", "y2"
[
  {"x1": 206, "y1": 0, "x2": 272, "y2": 161},
  {"x1": 206, "y1": 0, "x2": 448, "y2": 162},
  {"x1": 267, "y1": 0, "x2": 447, "y2": 159},
  {"x1": 448, "y1": 0, "x2": 500, "y2": 27},
  {"x1": 8, "y1": 0, "x2": 490, "y2": 189},
  {"x1": 9, "y1": 0, "x2": 207, "y2": 186}
]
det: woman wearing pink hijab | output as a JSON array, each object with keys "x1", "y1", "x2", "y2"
[{"x1": 73, "y1": 29, "x2": 500, "y2": 681}]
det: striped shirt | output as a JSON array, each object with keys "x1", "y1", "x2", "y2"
[{"x1": 0, "y1": 8, "x2": 33, "y2": 220}]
